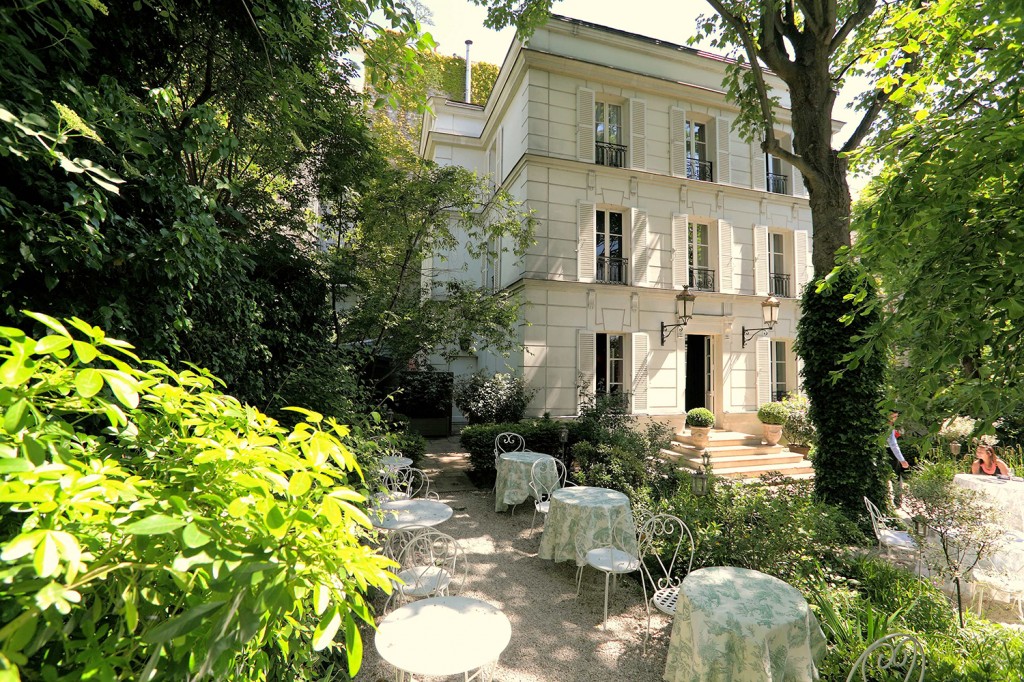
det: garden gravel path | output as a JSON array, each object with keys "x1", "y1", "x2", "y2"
[{"x1": 357, "y1": 437, "x2": 672, "y2": 681}]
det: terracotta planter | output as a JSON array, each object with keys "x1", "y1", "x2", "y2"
[
  {"x1": 762, "y1": 424, "x2": 783, "y2": 446},
  {"x1": 788, "y1": 443, "x2": 811, "y2": 456},
  {"x1": 688, "y1": 426, "x2": 712, "y2": 450}
]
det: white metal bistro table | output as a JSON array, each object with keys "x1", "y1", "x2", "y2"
[
  {"x1": 954, "y1": 473, "x2": 1024, "y2": 532},
  {"x1": 537, "y1": 486, "x2": 636, "y2": 565},
  {"x1": 375, "y1": 595, "x2": 512, "y2": 682},
  {"x1": 381, "y1": 455, "x2": 413, "y2": 470},
  {"x1": 494, "y1": 451, "x2": 555, "y2": 512},
  {"x1": 664, "y1": 566, "x2": 826, "y2": 682},
  {"x1": 370, "y1": 498, "x2": 453, "y2": 531}
]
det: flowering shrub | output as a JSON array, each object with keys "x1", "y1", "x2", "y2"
[
  {"x1": 939, "y1": 415, "x2": 976, "y2": 443},
  {"x1": 781, "y1": 394, "x2": 816, "y2": 448},
  {"x1": 453, "y1": 372, "x2": 536, "y2": 424}
]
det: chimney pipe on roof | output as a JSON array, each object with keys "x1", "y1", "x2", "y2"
[{"x1": 464, "y1": 40, "x2": 473, "y2": 103}]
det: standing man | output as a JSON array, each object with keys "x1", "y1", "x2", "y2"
[{"x1": 888, "y1": 410, "x2": 909, "y2": 505}]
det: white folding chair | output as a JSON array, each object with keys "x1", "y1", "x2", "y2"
[{"x1": 846, "y1": 632, "x2": 925, "y2": 681}]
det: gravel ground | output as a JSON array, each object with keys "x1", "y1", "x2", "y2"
[{"x1": 356, "y1": 439, "x2": 672, "y2": 681}]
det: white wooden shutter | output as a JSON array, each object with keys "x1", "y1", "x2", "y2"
[
  {"x1": 754, "y1": 225, "x2": 769, "y2": 296},
  {"x1": 631, "y1": 208, "x2": 649, "y2": 286},
  {"x1": 577, "y1": 87, "x2": 596, "y2": 163},
  {"x1": 577, "y1": 202, "x2": 596, "y2": 282},
  {"x1": 716, "y1": 116, "x2": 731, "y2": 184},
  {"x1": 717, "y1": 219, "x2": 734, "y2": 294},
  {"x1": 793, "y1": 163, "x2": 808, "y2": 197},
  {"x1": 670, "y1": 107, "x2": 687, "y2": 178},
  {"x1": 752, "y1": 143, "x2": 766, "y2": 191},
  {"x1": 794, "y1": 229, "x2": 810, "y2": 297},
  {"x1": 496, "y1": 126, "x2": 503, "y2": 185},
  {"x1": 629, "y1": 98, "x2": 647, "y2": 170},
  {"x1": 672, "y1": 213, "x2": 690, "y2": 289},
  {"x1": 578, "y1": 330, "x2": 596, "y2": 410},
  {"x1": 756, "y1": 337, "x2": 772, "y2": 407},
  {"x1": 631, "y1": 332, "x2": 650, "y2": 414}
]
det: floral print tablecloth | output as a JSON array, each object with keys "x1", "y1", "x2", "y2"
[
  {"x1": 537, "y1": 486, "x2": 636, "y2": 566},
  {"x1": 494, "y1": 452, "x2": 555, "y2": 513},
  {"x1": 664, "y1": 566, "x2": 825, "y2": 682}
]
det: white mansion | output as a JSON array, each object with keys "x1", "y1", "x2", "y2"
[{"x1": 421, "y1": 16, "x2": 822, "y2": 433}]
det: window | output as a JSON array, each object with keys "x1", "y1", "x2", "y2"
[
  {"x1": 766, "y1": 153, "x2": 788, "y2": 194},
  {"x1": 686, "y1": 121, "x2": 712, "y2": 181},
  {"x1": 596, "y1": 333, "x2": 625, "y2": 395},
  {"x1": 771, "y1": 340, "x2": 788, "y2": 402},
  {"x1": 768, "y1": 232, "x2": 790, "y2": 297},
  {"x1": 596, "y1": 209, "x2": 627, "y2": 284},
  {"x1": 595, "y1": 101, "x2": 625, "y2": 168},
  {"x1": 689, "y1": 222, "x2": 715, "y2": 291}
]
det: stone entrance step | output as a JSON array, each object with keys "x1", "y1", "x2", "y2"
[{"x1": 662, "y1": 427, "x2": 814, "y2": 483}]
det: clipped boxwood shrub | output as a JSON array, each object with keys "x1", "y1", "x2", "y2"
[
  {"x1": 686, "y1": 407, "x2": 715, "y2": 427},
  {"x1": 459, "y1": 419, "x2": 567, "y2": 484},
  {"x1": 453, "y1": 372, "x2": 536, "y2": 425},
  {"x1": 757, "y1": 401, "x2": 788, "y2": 425}
]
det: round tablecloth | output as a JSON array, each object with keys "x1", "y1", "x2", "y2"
[
  {"x1": 537, "y1": 486, "x2": 636, "y2": 566},
  {"x1": 494, "y1": 451, "x2": 555, "y2": 512},
  {"x1": 370, "y1": 499, "x2": 453, "y2": 531},
  {"x1": 954, "y1": 474, "x2": 1024, "y2": 532},
  {"x1": 664, "y1": 566, "x2": 825, "y2": 682},
  {"x1": 376, "y1": 596, "x2": 511, "y2": 678}
]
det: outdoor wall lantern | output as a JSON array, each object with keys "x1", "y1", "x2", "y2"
[
  {"x1": 690, "y1": 450, "x2": 713, "y2": 497},
  {"x1": 741, "y1": 295, "x2": 781, "y2": 347},
  {"x1": 558, "y1": 424, "x2": 569, "y2": 458},
  {"x1": 660, "y1": 286, "x2": 697, "y2": 346}
]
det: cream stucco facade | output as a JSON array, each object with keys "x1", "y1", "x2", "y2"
[{"x1": 420, "y1": 16, "x2": 821, "y2": 431}]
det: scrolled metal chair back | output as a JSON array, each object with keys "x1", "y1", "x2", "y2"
[
  {"x1": 494, "y1": 432, "x2": 526, "y2": 455},
  {"x1": 528, "y1": 457, "x2": 567, "y2": 500},
  {"x1": 846, "y1": 633, "x2": 925, "y2": 682},
  {"x1": 638, "y1": 514, "x2": 694, "y2": 593}
]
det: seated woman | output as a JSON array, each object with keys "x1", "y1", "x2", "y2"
[{"x1": 971, "y1": 444, "x2": 1011, "y2": 476}]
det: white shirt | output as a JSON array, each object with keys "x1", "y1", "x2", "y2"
[{"x1": 888, "y1": 430, "x2": 907, "y2": 464}]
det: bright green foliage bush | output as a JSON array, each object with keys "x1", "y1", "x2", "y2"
[
  {"x1": 453, "y1": 372, "x2": 536, "y2": 425},
  {"x1": 0, "y1": 314, "x2": 393, "y2": 680},
  {"x1": 685, "y1": 407, "x2": 715, "y2": 428},
  {"x1": 756, "y1": 401, "x2": 788, "y2": 425},
  {"x1": 797, "y1": 266, "x2": 888, "y2": 520}
]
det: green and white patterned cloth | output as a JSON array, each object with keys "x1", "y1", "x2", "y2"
[
  {"x1": 664, "y1": 566, "x2": 825, "y2": 682},
  {"x1": 494, "y1": 451, "x2": 555, "y2": 513},
  {"x1": 537, "y1": 486, "x2": 636, "y2": 566}
]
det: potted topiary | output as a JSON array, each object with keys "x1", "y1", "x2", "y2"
[
  {"x1": 757, "y1": 401, "x2": 788, "y2": 446},
  {"x1": 686, "y1": 407, "x2": 715, "y2": 450},
  {"x1": 780, "y1": 394, "x2": 815, "y2": 456}
]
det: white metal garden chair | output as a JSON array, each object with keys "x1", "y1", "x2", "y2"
[
  {"x1": 384, "y1": 528, "x2": 467, "y2": 613},
  {"x1": 846, "y1": 632, "x2": 925, "y2": 682},
  {"x1": 574, "y1": 511, "x2": 642, "y2": 630},
  {"x1": 972, "y1": 549, "x2": 1024, "y2": 622},
  {"x1": 525, "y1": 457, "x2": 572, "y2": 534},
  {"x1": 381, "y1": 467, "x2": 437, "y2": 502},
  {"x1": 864, "y1": 496, "x2": 921, "y2": 572},
  {"x1": 493, "y1": 432, "x2": 527, "y2": 491},
  {"x1": 638, "y1": 514, "x2": 695, "y2": 648}
]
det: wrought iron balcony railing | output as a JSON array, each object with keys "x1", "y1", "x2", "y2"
[
  {"x1": 596, "y1": 256, "x2": 629, "y2": 284},
  {"x1": 686, "y1": 158, "x2": 714, "y2": 182},
  {"x1": 689, "y1": 266, "x2": 716, "y2": 291},
  {"x1": 767, "y1": 172, "x2": 789, "y2": 194},
  {"x1": 595, "y1": 142, "x2": 627, "y2": 168},
  {"x1": 770, "y1": 273, "x2": 791, "y2": 298}
]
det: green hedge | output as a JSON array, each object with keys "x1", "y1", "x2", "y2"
[{"x1": 459, "y1": 419, "x2": 569, "y2": 484}]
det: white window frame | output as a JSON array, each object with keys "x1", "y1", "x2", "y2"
[
  {"x1": 596, "y1": 332, "x2": 627, "y2": 396},
  {"x1": 688, "y1": 220, "x2": 716, "y2": 291},
  {"x1": 685, "y1": 119, "x2": 711, "y2": 181},
  {"x1": 771, "y1": 340, "x2": 789, "y2": 402},
  {"x1": 596, "y1": 208, "x2": 627, "y2": 284}
]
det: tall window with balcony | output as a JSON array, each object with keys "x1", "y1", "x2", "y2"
[
  {"x1": 596, "y1": 333, "x2": 626, "y2": 399},
  {"x1": 766, "y1": 153, "x2": 788, "y2": 194},
  {"x1": 596, "y1": 209, "x2": 627, "y2": 284},
  {"x1": 768, "y1": 232, "x2": 790, "y2": 297},
  {"x1": 689, "y1": 222, "x2": 715, "y2": 291},
  {"x1": 771, "y1": 340, "x2": 788, "y2": 402},
  {"x1": 686, "y1": 121, "x2": 713, "y2": 182},
  {"x1": 595, "y1": 101, "x2": 625, "y2": 168}
]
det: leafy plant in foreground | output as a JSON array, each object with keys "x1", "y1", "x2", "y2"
[{"x1": 0, "y1": 313, "x2": 393, "y2": 680}]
